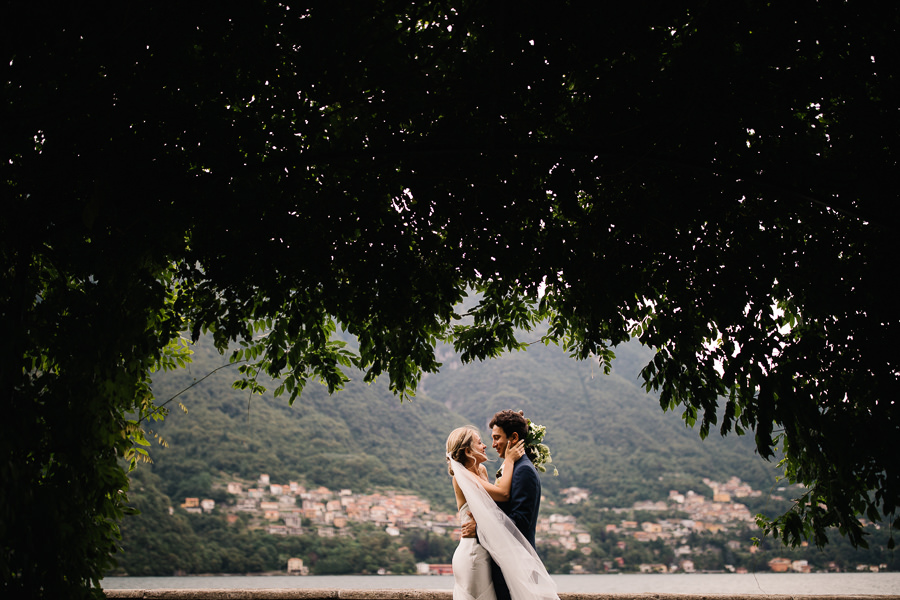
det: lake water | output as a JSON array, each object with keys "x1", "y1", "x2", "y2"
[{"x1": 102, "y1": 573, "x2": 899, "y2": 595}]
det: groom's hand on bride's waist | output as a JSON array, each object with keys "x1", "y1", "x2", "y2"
[{"x1": 461, "y1": 513, "x2": 477, "y2": 538}]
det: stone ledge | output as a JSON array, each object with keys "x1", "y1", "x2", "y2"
[{"x1": 103, "y1": 590, "x2": 898, "y2": 600}]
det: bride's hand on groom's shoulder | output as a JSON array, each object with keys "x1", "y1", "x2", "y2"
[{"x1": 507, "y1": 440, "x2": 525, "y2": 462}]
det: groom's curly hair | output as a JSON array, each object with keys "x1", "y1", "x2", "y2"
[{"x1": 489, "y1": 409, "x2": 528, "y2": 442}]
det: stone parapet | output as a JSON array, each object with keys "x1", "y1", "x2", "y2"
[
  {"x1": 105, "y1": 592, "x2": 449, "y2": 600},
  {"x1": 104, "y1": 591, "x2": 898, "y2": 600}
]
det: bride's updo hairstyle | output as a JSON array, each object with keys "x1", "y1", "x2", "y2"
[{"x1": 446, "y1": 426, "x2": 479, "y2": 476}]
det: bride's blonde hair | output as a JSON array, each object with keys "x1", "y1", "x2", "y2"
[{"x1": 446, "y1": 426, "x2": 479, "y2": 476}]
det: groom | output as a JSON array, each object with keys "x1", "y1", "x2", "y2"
[{"x1": 462, "y1": 409, "x2": 541, "y2": 600}]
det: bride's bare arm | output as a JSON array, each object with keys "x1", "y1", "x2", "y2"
[
  {"x1": 476, "y1": 440, "x2": 525, "y2": 502},
  {"x1": 459, "y1": 441, "x2": 525, "y2": 536}
]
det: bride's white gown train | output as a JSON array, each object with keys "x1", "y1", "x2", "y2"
[
  {"x1": 449, "y1": 459, "x2": 559, "y2": 600},
  {"x1": 452, "y1": 502, "x2": 496, "y2": 600}
]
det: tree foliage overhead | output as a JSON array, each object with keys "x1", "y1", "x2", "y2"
[{"x1": 2, "y1": 1, "x2": 898, "y2": 596}]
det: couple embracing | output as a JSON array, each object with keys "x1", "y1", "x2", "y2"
[{"x1": 446, "y1": 410, "x2": 559, "y2": 600}]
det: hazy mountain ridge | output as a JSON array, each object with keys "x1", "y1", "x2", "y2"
[
  {"x1": 146, "y1": 336, "x2": 465, "y2": 506},
  {"x1": 120, "y1": 334, "x2": 897, "y2": 577},
  {"x1": 144, "y1": 334, "x2": 778, "y2": 512},
  {"x1": 420, "y1": 338, "x2": 778, "y2": 506}
]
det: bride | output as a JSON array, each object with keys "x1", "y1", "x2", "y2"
[{"x1": 446, "y1": 426, "x2": 559, "y2": 600}]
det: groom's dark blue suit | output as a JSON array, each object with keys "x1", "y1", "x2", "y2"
[{"x1": 490, "y1": 455, "x2": 541, "y2": 600}]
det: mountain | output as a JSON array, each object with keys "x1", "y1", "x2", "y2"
[
  {"x1": 119, "y1": 334, "x2": 896, "y2": 577},
  {"x1": 422, "y1": 336, "x2": 778, "y2": 506},
  {"x1": 143, "y1": 333, "x2": 778, "y2": 511},
  {"x1": 145, "y1": 336, "x2": 466, "y2": 507}
]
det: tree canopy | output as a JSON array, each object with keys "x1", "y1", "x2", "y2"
[{"x1": 2, "y1": 1, "x2": 898, "y2": 596}]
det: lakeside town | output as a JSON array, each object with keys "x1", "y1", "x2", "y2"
[{"x1": 177, "y1": 474, "x2": 890, "y2": 575}]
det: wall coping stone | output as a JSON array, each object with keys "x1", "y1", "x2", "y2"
[{"x1": 103, "y1": 590, "x2": 899, "y2": 600}]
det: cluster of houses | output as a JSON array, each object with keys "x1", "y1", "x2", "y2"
[
  {"x1": 605, "y1": 479, "x2": 759, "y2": 543},
  {"x1": 177, "y1": 474, "x2": 762, "y2": 574},
  {"x1": 178, "y1": 474, "x2": 883, "y2": 574},
  {"x1": 183, "y1": 479, "x2": 599, "y2": 551},
  {"x1": 767, "y1": 558, "x2": 887, "y2": 574},
  {"x1": 560, "y1": 477, "x2": 889, "y2": 574},
  {"x1": 552, "y1": 478, "x2": 761, "y2": 574},
  {"x1": 182, "y1": 473, "x2": 453, "y2": 538},
  {"x1": 560, "y1": 477, "x2": 810, "y2": 574}
]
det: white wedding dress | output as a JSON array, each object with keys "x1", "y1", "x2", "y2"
[
  {"x1": 449, "y1": 459, "x2": 559, "y2": 600},
  {"x1": 452, "y1": 502, "x2": 496, "y2": 600}
]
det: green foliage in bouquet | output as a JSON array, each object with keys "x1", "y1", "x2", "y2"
[{"x1": 524, "y1": 420, "x2": 557, "y2": 476}]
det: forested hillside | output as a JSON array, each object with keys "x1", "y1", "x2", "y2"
[
  {"x1": 142, "y1": 333, "x2": 777, "y2": 511},
  {"x1": 423, "y1": 334, "x2": 778, "y2": 506},
  {"x1": 145, "y1": 336, "x2": 466, "y2": 508},
  {"x1": 118, "y1": 335, "x2": 879, "y2": 577}
]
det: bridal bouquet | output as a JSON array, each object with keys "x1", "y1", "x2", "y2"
[{"x1": 524, "y1": 419, "x2": 557, "y2": 476}]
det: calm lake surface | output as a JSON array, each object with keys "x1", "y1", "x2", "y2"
[{"x1": 103, "y1": 573, "x2": 899, "y2": 595}]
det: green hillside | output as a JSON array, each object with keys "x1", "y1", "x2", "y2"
[
  {"x1": 143, "y1": 333, "x2": 777, "y2": 511},
  {"x1": 145, "y1": 336, "x2": 466, "y2": 507},
  {"x1": 423, "y1": 337, "x2": 778, "y2": 506},
  {"x1": 113, "y1": 334, "x2": 826, "y2": 576}
]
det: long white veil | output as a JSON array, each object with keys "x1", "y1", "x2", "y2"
[{"x1": 449, "y1": 457, "x2": 559, "y2": 600}]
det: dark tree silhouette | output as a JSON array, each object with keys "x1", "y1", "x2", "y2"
[{"x1": 2, "y1": 1, "x2": 897, "y2": 595}]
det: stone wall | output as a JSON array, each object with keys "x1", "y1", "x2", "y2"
[{"x1": 104, "y1": 590, "x2": 897, "y2": 600}]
